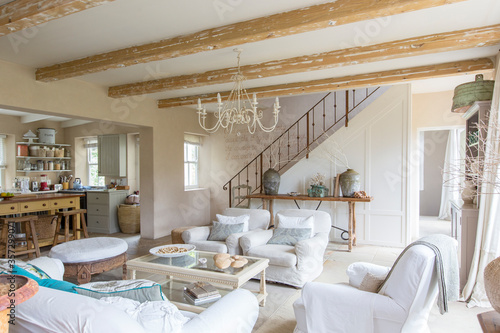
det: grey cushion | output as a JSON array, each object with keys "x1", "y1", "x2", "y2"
[
  {"x1": 207, "y1": 222, "x2": 244, "y2": 241},
  {"x1": 74, "y1": 279, "x2": 164, "y2": 302},
  {"x1": 267, "y1": 228, "x2": 312, "y2": 246},
  {"x1": 247, "y1": 244, "x2": 297, "y2": 268}
]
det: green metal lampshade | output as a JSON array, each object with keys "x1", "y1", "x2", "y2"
[{"x1": 452, "y1": 74, "x2": 494, "y2": 113}]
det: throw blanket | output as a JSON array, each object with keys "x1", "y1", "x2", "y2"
[{"x1": 378, "y1": 234, "x2": 459, "y2": 314}]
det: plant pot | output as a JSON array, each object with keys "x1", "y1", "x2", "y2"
[
  {"x1": 263, "y1": 168, "x2": 280, "y2": 195},
  {"x1": 339, "y1": 169, "x2": 360, "y2": 197},
  {"x1": 308, "y1": 185, "x2": 329, "y2": 197}
]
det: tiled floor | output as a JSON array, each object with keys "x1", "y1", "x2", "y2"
[{"x1": 38, "y1": 231, "x2": 491, "y2": 332}]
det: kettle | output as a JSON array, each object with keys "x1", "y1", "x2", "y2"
[{"x1": 73, "y1": 178, "x2": 82, "y2": 189}]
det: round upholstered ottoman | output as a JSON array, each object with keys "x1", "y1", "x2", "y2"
[{"x1": 49, "y1": 237, "x2": 128, "y2": 284}]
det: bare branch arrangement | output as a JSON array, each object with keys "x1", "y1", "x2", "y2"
[
  {"x1": 314, "y1": 134, "x2": 350, "y2": 170},
  {"x1": 444, "y1": 114, "x2": 500, "y2": 198}
]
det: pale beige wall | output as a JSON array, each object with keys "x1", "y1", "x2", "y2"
[
  {"x1": 0, "y1": 59, "x2": 210, "y2": 239},
  {"x1": 410, "y1": 90, "x2": 466, "y2": 239}
]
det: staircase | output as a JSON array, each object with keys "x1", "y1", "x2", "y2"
[{"x1": 224, "y1": 86, "x2": 386, "y2": 207}]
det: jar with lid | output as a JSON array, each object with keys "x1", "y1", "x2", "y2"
[
  {"x1": 47, "y1": 161, "x2": 54, "y2": 170},
  {"x1": 37, "y1": 160, "x2": 44, "y2": 171}
]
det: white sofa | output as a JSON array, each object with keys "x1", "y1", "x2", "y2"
[
  {"x1": 4, "y1": 257, "x2": 259, "y2": 333},
  {"x1": 240, "y1": 209, "x2": 331, "y2": 288},
  {"x1": 182, "y1": 208, "x2": 270, "y2": 255}
]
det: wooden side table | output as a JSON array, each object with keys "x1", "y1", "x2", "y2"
[{"x1": 478, "y1": 311, "x2": 500, "y2": 332}]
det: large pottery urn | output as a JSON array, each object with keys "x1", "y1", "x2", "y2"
[
  {"x1": 263, "y1": 168, "x2": 280, "y2": 195},
  {"x1": 484, "y1": 256, "x2": 500, "y2": 313},
  {"x1": 339, "y1": 169, "x2": 360, "y2": 197}
]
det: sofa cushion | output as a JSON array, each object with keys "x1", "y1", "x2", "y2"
[
  {"x1": 247, "y1": 244, "x2": 297, "y2": 267},
  {"x1": 27, "y1": 257, "x2": 64, "y2": 280},
  {"x1": 207, "y1": 222, "x2": 244, "y2": 241},
  {"x1": 277, "y1": 214, "x2": 315, "y2": 237},
  {"x1": 189, "y1": 240, "x2": 228, "y2": 253},
  {"x1": 49, "y1": 237, "x2": 128, "y2": 263},
  {"x1": 12, "y1": 265, "x2": 77, "y2": 294},
  {"x1": 222, "y1": 208, "x2": 271, "y2": 230},
  {"x1": 74, "y1": 279, "x2": 164, "y2": 302},
  {"x1": 0, "y1": 260, "x2": 49, "y2": 279},
  {"x1": 216, "y1": 213, "x2": 250, "y2": 232},
  {"x1": 267, "y1": 227, "x2": 312, "y2": 246}
]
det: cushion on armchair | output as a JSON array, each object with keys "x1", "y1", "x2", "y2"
[
  {"x1": 216, "y1": 214, "x2": 250, "y2": 232},
  {"x1": 267, "y1": 227, "x2": 312, "y2": 246},
  {"x1": 207, "y1": 222, "x2": 245, "y2": 241},
  {"x1": 276, "y1": 214, "x2": 315, "y2": 237},
  {"x1": 75, "y1": 279, "x2": 164, "y2": 302}
]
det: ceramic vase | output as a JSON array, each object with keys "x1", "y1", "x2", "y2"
[
  {"x1": 263, "y1": 168, "x2": 280, "y2": 195},
  {"x1": 461, "y1": 180, "x2": 475, "y2": 204},
  {"x1": 339, "y1": 169, "x2": 360, "y2": 197},
  {"x1": 308, "y1": 185, "x2": 329, "y2": 197}
]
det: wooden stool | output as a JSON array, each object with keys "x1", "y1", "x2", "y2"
[
  {"x1": 53, "y1": 209, "x2": 89, "y2": 246},
  {"x1": 0, "y1": 215, "x2": 40, "y2": 259}
]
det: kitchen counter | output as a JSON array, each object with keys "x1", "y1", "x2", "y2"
[{"x1": 0, "y1": 193, "x2": 83, "y2": 204}]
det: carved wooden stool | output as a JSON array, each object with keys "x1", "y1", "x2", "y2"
[
  {"x1": 49, "y1": 237, "x2": 128, "y2": 284},
  {"x1": 0, "y1": 215, "x2": 40, "y2": 259}
]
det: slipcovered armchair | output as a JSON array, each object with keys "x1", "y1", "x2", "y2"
[
  {"x1": 182, "y1": 208, "x2": 270, "y2": 255},
  {"x1": 293, "y1": 236, "x2": 459, "y2": 333},
  {"x1": 240, "y1": 209, "x2": 331, "y2": 288}
]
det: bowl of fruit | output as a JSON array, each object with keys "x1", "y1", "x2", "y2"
[{"x1": 0, "y1": 192, "x2": 14, "y2": 201}]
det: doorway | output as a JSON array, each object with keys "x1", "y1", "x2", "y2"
[{"x1": 416, "y1": 127, "x2": 465, "y2": 240}]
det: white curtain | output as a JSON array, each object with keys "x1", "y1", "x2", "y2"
[
  {"x1": 438, "y1": 129, "x2": 462, "y2": 220},
  {"x1": 462, "y1": 53, "x2": 500, "y2": 307}
]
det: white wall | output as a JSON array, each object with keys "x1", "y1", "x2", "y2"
[{"x1": 273, "y1": 85, "x2": 411, "y2": 247}]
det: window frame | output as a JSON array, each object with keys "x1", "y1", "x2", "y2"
[
  {"x1": 85, "y1": 138, "x2": 105, "y2": 187},
  {"x1": 184, "y1": 141, "x2": 200, "y2": 190}
]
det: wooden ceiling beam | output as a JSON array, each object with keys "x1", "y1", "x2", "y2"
[
  {"x1": 35, "y1": 0, "x2": 467, "y2": 82},
  {"x1": 112, "y1": 24, "x2": 500, "y2": 98},
  {"x1": 157, "y1": 58, "x2": 494, "y2": 108},
  {"x1": 0, "y1": 0, "x2": 115, "y2": 37}
]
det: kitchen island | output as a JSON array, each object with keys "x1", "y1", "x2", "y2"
[{"x1": 0, "y1": 193, "x2": 84, "y2": 247}]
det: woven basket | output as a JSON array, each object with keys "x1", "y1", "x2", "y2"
[
  {"x1": 34, "y1": 215, "x2": 58, "y2": 239},
  {"x1": 118, "y1": 204, "x2": 140, "y2": 234}
]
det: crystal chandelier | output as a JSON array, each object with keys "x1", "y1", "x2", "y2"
[{"x1": 197, "y1": 49, "x2": 280, "y2": 134}]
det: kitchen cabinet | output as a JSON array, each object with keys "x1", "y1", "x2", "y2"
[
  {"x1": 451, "y1": 200, "x2": 479, "y2": 290},
  {"x1": 16, "y1": 142, "x2": 71, "y2": 173},
  {"x1": 98, "y1": 134, "x2": 126, "y2": 177},
  {"x1": 86, "y1": 190, "x2": 128, "y2": 234}
]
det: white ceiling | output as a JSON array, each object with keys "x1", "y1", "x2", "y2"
[{"x1": 0, "y1": 0, "x2": 498, "y2": 116}]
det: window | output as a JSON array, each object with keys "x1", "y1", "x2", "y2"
[
  {"x1": 184, "y1": 134, "x2": 201, "y2": 189},
  {"x1": 0, "y1": 135, "x2": 5, "y2": 189},
  {"x1": 85, "y1": 138, "x2": 105, "y2": 186}
]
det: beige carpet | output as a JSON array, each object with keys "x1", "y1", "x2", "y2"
[{"x1": 41, "y1": 232, "x2": 491, "y2": 332}]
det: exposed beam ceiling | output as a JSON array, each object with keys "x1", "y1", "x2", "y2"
[
  {"x1": 158, "y1": 58, "x2": 494, "y2": 108},
  {"x1": 20, "y1": 114, "x2": 51, "y2": 123},
  {"x1": 0, "y1": 0, "x2": 115, "y2": 37},
  {"x1": 35, "y1": 0, "x2": 467, "y2": 82},
  {"x1": 111, "y1": 24, "x2": 500, "y2": 98}
]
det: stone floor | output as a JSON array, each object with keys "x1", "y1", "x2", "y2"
[{"x1": 38, "y1": 232, "x2": 491, "y2": 332}]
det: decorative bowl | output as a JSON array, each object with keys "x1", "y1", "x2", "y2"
[
  {"x1": 288, "y1": 192, "x2": 300, "y2": 196},
  {"x1": 149, "y1": 244, "x2": 196, "y2": 258}
]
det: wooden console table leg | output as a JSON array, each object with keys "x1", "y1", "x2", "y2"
[
  {"x1": 348, "y1": 202, "x2": 354, "y2": 252},
  {"x1": 352, "y1": 202, "x2": 357, "y2": 246}
]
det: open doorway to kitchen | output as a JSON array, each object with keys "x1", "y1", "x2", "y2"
[{"x1": 416, "y1": 127, "x2": 465, "y2": 240}]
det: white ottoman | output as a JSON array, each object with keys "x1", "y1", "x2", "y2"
[{"x1": 49, "y1": 237, "x2": 128, "y2": 284}]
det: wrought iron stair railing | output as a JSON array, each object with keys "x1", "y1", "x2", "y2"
[{"x1": 224, "y1": 87, "x2": 381, "y2": 207}]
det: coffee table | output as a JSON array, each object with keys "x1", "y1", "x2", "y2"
[{"x1": 126, "y1": 250, "x2": 269, "y2": 312}]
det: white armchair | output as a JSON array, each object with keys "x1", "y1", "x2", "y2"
[
  {"x1": 293, "y1": 242, "x2": 452, "y2": 333},
  {"x1": 240, "y1": 209, "x2": 331, "y2": 288},
  {"x1": 182, "y1": 208, "x2": 270, "y2": 255}
]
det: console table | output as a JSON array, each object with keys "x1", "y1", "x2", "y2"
[{"x1": 246, "y1": 194, "x2": 373, "y2": 251}]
